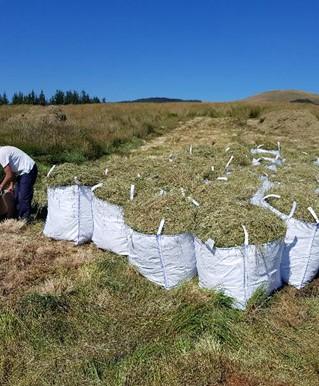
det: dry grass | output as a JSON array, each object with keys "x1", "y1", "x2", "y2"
[{"x1": 0, "y1": 220, "x2": 96, "y2": 302}]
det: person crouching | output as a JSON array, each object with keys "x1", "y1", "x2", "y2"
[{"x1": 0, "y1": 146, "x2": 38, "y2": 222}]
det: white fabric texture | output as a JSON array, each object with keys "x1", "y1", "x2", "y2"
[
  {"x1": 92, "y1": 196, "x2": 130, "y2": 255},
  {"x1": 251, "y1": 147, "x2": 283, "y2": 173},
  {"x1": 281, "y1": 218, "x2": 319, "y2": 288},
  {"x1": 0, "y1": 146, "x2": 35, "y2": 175},
  {"x1": 251, "y1": 148, "x2": 280, "y2": 157},
  {"x1": 195, "y1": 238, "x2": 283, "y2": 309},
  {"x1": 43, "y1": 185, "x2": 93, "y2": 245},
  {"x1": 128, "y1": 230, "x2": 197, "y2": 289},
  {"x1": 251, "y1": 179, "x2": 319, "y2": 289}
]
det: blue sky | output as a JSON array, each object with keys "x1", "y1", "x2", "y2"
[{"x1": 1, "y1": 0, "x2": 318, "y2": 101}]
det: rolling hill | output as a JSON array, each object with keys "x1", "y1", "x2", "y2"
[
  {"x1": 119, "y1": 97, "x2": 202, "y2": 103},
  {"x1": 244, "y1": 89, "x2": 319, "y2": 104}
]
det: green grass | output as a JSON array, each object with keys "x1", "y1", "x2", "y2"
[{"x1": 0, "y1": 247, "x2": 319, "y2": 385}]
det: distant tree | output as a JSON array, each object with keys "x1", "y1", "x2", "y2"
[
  {"x1": 11, "y1": 93, "x2": 19, "y2": 104},
  {"x1": 64, "y1": 90, "x2": 73, "y2": 105},
  {"x1": 38, "y1": 90, "x2": 46, "y2": 105},
  {"x1": 3, "y1": 93, "x2": 8, "y2": 104},
  {"x1": 12, "y1": 92, "x2": 24, "y2": 104},
  {"x1": 9, "y1": 89, "x2": 103, "y2": 105},
  {"x1": 72, "y1": 90, "x2": 80, "y2": 104},
  {"x1": 80, "y1": 90, "x2": 90, "y2": 104},
  {"x1": 0, "y1": 93, "x2": 9, "y2": 105},
  {"x1": 24, "y1": 90, "x2": 36, "y2": 104},
  {"x1": 92, "y1": 96, "x2": 100, "y2": 104},
  {"x1": 51, "y1": 90, "x2": 65, "y2": 105}
]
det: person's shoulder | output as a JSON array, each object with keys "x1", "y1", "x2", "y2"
[{"x1": 0, "y1": 146, "x2": 9, "y2": 154}]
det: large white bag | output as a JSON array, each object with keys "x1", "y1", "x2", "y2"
[
  {"x1": 251, "y1": 181, "x2": 319, "y2": 289},
  {"x1": 43, "y1": 185, "x2": 93, "y2": 245},
  {"x1": 265, "y1": 201, "x2": 319, "y2": 289},
  {"x1": 92, "y1": 196, "x2": 130, "y2": 255},
  {"x1": 128, "y1": 229, "x2": 197, "y2": 289},
  {"x1": 281, "y1": 215, "x2": 319, "y2": 288},
  {"x1": 195, "y1": 229, "x2": 283, "y2": 309}
]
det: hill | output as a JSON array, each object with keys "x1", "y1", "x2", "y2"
[
  {"x1": 119, "y1": 97, "x2": 202, "y2": 103},
  {"x1": 244, "y1": 89, "x2": 319, "y2": 104}
]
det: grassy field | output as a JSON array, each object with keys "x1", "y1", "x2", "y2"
[
  {"x1": 0, "y1": 102, "x2": 283, "y2": 164},
  {"x1": 1, "y1": 102, "x2": 319, "y2": 385}
]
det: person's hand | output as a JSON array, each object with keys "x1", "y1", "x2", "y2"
[{"x1": 7, "y1": 182, "x2": 14, "y2": 193}]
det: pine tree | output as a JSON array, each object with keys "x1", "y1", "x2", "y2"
[
  {"x1": 27, "y1": 90, "x2": 36, "y2": 104},
  {"x1": 51, "y1": 90, "x2": 65, "y2": 105},
  {"x1": 72, "y1": 90, "x2": 80, "y2": 104},
  {"x1": 12, "y1": 92, "x2": 24, "y2": 104},
  {"x1": 64, "y1": 90, "x2": 73, "y2": 104},
  {"x1": 12, "y1": 93, "x2": 19, "y2": 104},
  {"x1": 38, "y1": 90, "x2": 46, "y2": 105},
  {"x1": 2, "y1": 93, "x2": 8, "y2": 104},
  {"x1": 80, "y1": 90, "x2": 90, "y2": 104}
]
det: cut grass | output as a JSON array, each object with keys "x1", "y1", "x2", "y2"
[
  {"x1": 267, "y1": 153, "x2": 319, "y2": 222},
  {"x1": 0, "y1": 221, "x2": 319, "y2": 385},
  {"x1": 69, "y1": 141, "x2": 286, "y2": 245}
]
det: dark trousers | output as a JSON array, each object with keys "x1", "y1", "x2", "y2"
[{"x1": 15, "y1": 164, "x2": 38, "y2": 220}]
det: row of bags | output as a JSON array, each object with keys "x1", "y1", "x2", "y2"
[{"x1": 43, "y1": 184, "x2": 319, "y2": 309}]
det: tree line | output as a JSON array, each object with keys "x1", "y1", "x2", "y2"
[{"x1": 0, "y1": 90, "x2": 106, "y2": 105}]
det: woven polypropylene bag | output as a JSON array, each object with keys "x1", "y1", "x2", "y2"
[
  {"x1": 195, "y1": 237, "x2": 283, "y2": 309},
  {"x1": 128, "y1": 230, "x2": 197, "y2": 289},
  {"x1": 44, "y1": 185, "x2": 93, "y2": 245},
  {"x1": 92, "y1": 196, "x2": 130, "y2": 255}
]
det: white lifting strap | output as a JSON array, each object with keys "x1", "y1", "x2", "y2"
[
  {"x1": 263, "y1": 194, "x2": 281, "y2": 200},
  {"x1": 91, "y1": 182, "x2": 103, "y2": 192},
  {"x1": 130, "y1": 184, "x2": 135, "y2": 201},
  {"x1": 157, "y1": 218, "x2": 165, "y2": 235},
  {"x1": 308, "y1": 207, "x2": 319, "y2": 224},
  {"x1": 242, "y1": 225, "x2": 249, "y2": 247},
  {"x1": 224, "y1": 155, "x2": 234, "y2": 171},
  {"x1": 47, "y1": 164, "x2": 56, "y2": 178},
  {"x1": 288, "y1": 201, "x2": 297, "y2": 219}
]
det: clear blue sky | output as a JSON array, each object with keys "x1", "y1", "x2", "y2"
[{"x1": 1, "y1": 0, "x2": 318, "y2": 102}]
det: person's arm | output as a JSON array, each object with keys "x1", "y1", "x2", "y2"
[{"x1": 0, "y1": 165, "x2": 15, "y2": 192}]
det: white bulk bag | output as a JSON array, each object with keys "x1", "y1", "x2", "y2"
[
  {"x1": 261, "y1": 198, "x2": 319, "y2": 289},
  {"x1": 43, "y1": 185, "x2": 93, "y2": 245},
  {"x1": 282, "y1": 216, "x2": 319, "y2": 288},
  {"x1": 92, "y1": 195, "x2": 130, "y2": 255},
  {"x1": 251, "y1": 177, "x2": 319, "y2": 289},
  {"x1": 128, "y1": 229, "x2": 197, "y2": 289},
  {"x1": 195, "y1": 228, "x2": 283, "y2": 309}
]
